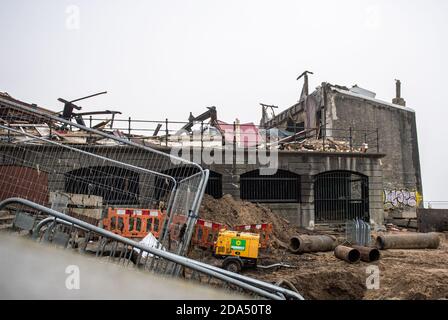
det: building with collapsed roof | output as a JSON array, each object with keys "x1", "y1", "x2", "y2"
[
  {"x1": 257, "y1": 80, "x2": 422, "y2": 226},
  {"x1": 0, "y1": 78, "x2": 422, "y2": 230}
]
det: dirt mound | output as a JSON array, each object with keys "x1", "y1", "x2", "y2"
[
  {"x1": 292, "y1": 271, "x2": 366, "y2": 300},
  {"x1": 198, "y1": 195, "x2": 448, "y2": 300},
  {"x1": 199, "y1": 194, "x2": 306, "y2": 244},
  {"x1": 244, "y1": 251, "x2": 368, "y2": 300}
]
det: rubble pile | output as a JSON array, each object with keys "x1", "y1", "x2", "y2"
[
  {"x1": 199, "y1": 194, "x2": 308, "y2": 245},
  {"x1": 280, "y1": 137, "x2": 368, "y2": 153}
]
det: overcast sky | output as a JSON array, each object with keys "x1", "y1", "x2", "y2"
[{"x1": 1, "y1": 0, "x2": 447, "y2": 203}]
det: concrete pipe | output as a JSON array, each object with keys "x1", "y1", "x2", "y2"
[
  {"x1": 289, "y1": 235, "x2": 336, "y2": 254},
  {"x1": 375, "y1": 232, "x2": 440, "y2": 250},
  {"x1": 352, "y1": 245, "x2": 380, "y2": 262},
  {"x1": 334, "y1": 245, "x2": 360, "y2": 263}
]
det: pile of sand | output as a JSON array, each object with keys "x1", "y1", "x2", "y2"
[{"x1": 198, "y1": 194, "x2": 307, "y2": 245}]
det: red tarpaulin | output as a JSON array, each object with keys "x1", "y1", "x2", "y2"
[{"x1": 216, "y1": 120, "x2": 263, "y2": 147}]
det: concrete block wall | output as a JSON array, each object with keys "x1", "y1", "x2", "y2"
[
  {"x1": 0, "y1": 145, "x2": 385, "y2": 229},
  {"x1": 326, "y1": 89, "x2": 423, "y2": 218},
  {"x1": 200, "y1": 149, "x2": 385, "y2": 229}
]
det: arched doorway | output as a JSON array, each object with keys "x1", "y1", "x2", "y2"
[
  {"x1": 314, "y1": 170, "x2": 369, "y2": 223},
  {"x1": 64, "y1": 166, "x2": 139, "y2": 205}
]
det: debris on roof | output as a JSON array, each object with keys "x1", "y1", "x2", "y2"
[
  {"x1": 0, "y1": 91, "x2": 375, "y2": 153},
  {"x1": 349, "y1": 85, "x2": 376, "y2": 98}
]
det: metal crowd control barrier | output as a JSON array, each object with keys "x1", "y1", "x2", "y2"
[
  {"x1": 234, "y1": 223, "x2": 273, "y2": 249},
  {"x1": 0, "y1": 197, "x2": 304, "y2": 300},
  {"x1": 0, "y1": 95, "x2": 209, "y2": 257},
  {"x1": 103, "y1": 207, "x2": 166, "y2": 239},
  {"x1": 192, "y1": 219, "x2": 227, "y2": 249},
  {"x1": 345, "y1": 218, "x2": 371, "y2": 247}
]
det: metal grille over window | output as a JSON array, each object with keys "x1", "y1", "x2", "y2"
[
  {"x1": 205, "y1": 171, "x2": 223, "y2": 199},
  {"x1": 240, "y1": 169, "x2": 301, "y2": 203},
  {"x1": 314, "y1": 171, "x2": 369, "y2": 223},
  {"x1": 155, "y1": 167, "x2": 222, "y2": 200},
  {"x1": 64, "y1": 166, "x2": 139, "y2": 205}
]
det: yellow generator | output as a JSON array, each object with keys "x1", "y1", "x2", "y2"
[{"x1": 214, "y1": 230, "x2": 260, "y2": 273}]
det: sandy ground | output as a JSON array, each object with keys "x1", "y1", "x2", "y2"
[
  {"x1": 187, "y1": 235, "x2": 448, "y2": 300},
  {"x1": 3, "y1": 194, "x2": 446, "y2": 300},
  {"x1": 190, "y1": 234, "x2": 448, "y2": 300},
  {"x1": 198, "y1": 195, "x2": 448, "y2": 300}
]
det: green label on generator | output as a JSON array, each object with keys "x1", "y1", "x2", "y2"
[{"x1": 230, "y1": 238, "x2": 246, "y2": 251}]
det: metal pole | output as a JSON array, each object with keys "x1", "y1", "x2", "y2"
[
  {"x1": 233, "y1": 121, "x2": 236, "y2": 163},
  {"x1": 69, "y1": 91, "x2": 107, "y2": 103},
  {"x1": 201, "y1": 121, "x2": 204, "y2": 164},
  {"x1": 294, "y1": 123, "x2": 297, "y2": 143},
  {"x1": 128, "y1": 117, "x2": 131, "y2": 138},
  {"x1": 165, "y1": 118, "x2": 169, "y2": 147},
  {"x1": 233, "y1": 121, "x2": 236, "y2": 148},
  {"x1": 89, "y1": 115, "x2": 93, "y2": 143},
  {"x1": 322, "y1": 83, "x2": 327, "y2": 152}
]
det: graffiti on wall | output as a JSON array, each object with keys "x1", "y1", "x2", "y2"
[{"x1": 383, "y1": 189, "x2": 422, "y2": 208}]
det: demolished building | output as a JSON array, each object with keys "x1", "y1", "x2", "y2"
[
  {"x1": 178, "y1": 79, "x2": 421, "y2": 229},
  {"x1": 0, "y1": 77, "x2": 423, "y2": 230},
  {"x1": 258, "y1": 80, "x2": 422, "y2": 226}
]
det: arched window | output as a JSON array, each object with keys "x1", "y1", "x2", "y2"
[
  {"x1": 155, "y1": 167, "x2": 223, "y2": 200},
  {"x1": 64, "y1": 166, "x2": 139, "y2": 205},
  {"x1": 314, "y1": 170, "x2": 369, "y2": 223},
  {"x1": 240, "y1": 169, "x2": 301, "y2": 203}
]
